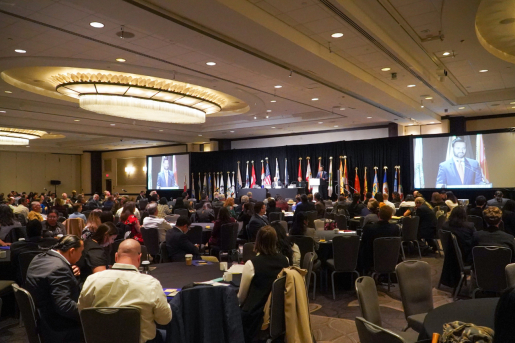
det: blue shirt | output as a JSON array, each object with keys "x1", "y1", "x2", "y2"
[{"x1": 69, "y1": 212, "x2": 87, "y2": 222}]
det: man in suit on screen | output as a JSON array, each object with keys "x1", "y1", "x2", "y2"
[
  {"x1": 435, "y1": 137, "x2": 483, "y2": 187},
  {"x1": 156, "y1": 157, "x2": 177, "y2": 189}
]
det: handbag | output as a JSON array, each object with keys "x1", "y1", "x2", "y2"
[{"x1": 441, "y1": 321, "x2": 494, "y2": 343}]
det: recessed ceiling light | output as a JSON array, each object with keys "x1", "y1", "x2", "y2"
[
  {"x1": 0, "y1": 110, "x2": 5, "y2": 113},
  {"x1": 253, "y1": 116, "x2": 257, "y2": 120},
  {"x1": 90, "y1": 22, "x2": 104, "y2": 28},
  {"x1": 381, "y1": 67, "x2": 391, "y2": 71},
  {"x1": 318, "y1": 122, "x2": 323, "y2": 124},
  {"x1": 312, "y1": 98, "x2": 319, "y2": 101},
  {"x1": 271, "y1": 127, "x2": 276, "y2": 129},
  {"x1": 421, "y1": 105, "x2": 424, "y2": 108},
  {"x1": 230, "y1": 130, "x2": 234, "y2": 133},
  {"x1": 270, "y1": 100, "x2": 276, "y2": 103},
  {"x1": 407, "y1": 84, "x2": 416, "y2": 88},
  {"x1": 274, "y1": 85, "x2": 282, "y2": 88},
  {"x1": 340, "y1": 107, "x2": 345, "y2": 110},
  {"x1": 4, "y1": 91, "x2": 12, "y2": 93},
  {"x1": 74, "y1": 119, "x2": 80, "y2": 122},
  {"x1": 159, "y1": 129, "x2": 163, "y2": 132},
  {"x1": 110, "y1": 123, "x2": 116, "y2": 126},
  {"x1": 266, "y1": 110, "x2": 272, "y2": 112},
  {"x1": 334, "y1": 125, "x2": 338, "y2": 127},
  {"x1": 512, "y1": 106, "x2": 515, "y2": 109},
  {"x1": 479, "y1": 69, "x2": 488, "y2": 73},
  {"x1": 459, "y1": 107, "x2": 465, "y2": 109},
  {"x1": 425, "y1": 96, "x2": 433, "y2": 100},
  {"x1": 266, "y1": 115, "x2": 269, "y2": 119},
  {"x1": 331, "y1": 33, "x2": 344, "y2": 38},
  {"x1": 442, "y1": 52, "x2": 450, "y2": 56},
  {"x1": 408, "y1": 124, "x2": 414, "y2": 126},
  {"x1": 116, "y1": 58, "x2": 126, "y2": 62},
  {"x1": 25, "y1": 146, "x2": 30, "y2": 148},
  {"x1": 198, "y1": 134, "x2": 203, "y2": 136},
  {"x1": 206, "y1": 62, "x2": 216, "y2": 66},
  {"x1": 14, "y1": 49, "x2": 26, "y2": 53}
]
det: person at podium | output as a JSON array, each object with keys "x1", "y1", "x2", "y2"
[
  {"x1": 272, "y1": 177, "x2": 283, "y2": 189},
  {"x1": 316, "y1": 165, "x2": 329, "y2": 200}
]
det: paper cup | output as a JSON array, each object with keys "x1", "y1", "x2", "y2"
[
  {"x1": 185, "y1": 254, "x2": 193, "y2": 266},
  {"x1": 223, "y1": 272, "x2": 233, "y2": 282},
  {"x1": 220, "y1": 261, "x2": 228, "y2": 271}
]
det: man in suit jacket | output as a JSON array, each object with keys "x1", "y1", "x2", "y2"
[
  {"x1": 247, "y1": 202, "x2": 269, "y2": 242},
  {"x1": 413, "y1": 197, "x2": 438, "y2": 250},
  {"x1": 486, "y1": 191, "x2": 510, "y2": 209},
  {"x1": 156, "y1": 157, "x2": 177, "y2": 189},
  {"x1": 165, "y1": 216, "x2": 200, "y2": 262},
  {"x1": 473, "y1": 206, "x2": 515, "y2": 262},
  {"x1": 247, "y1": 192, "x2": 257, "y2": 203},
  {"x1": 316, "y1": 165, "x2": 329, "y2": 200},
  {"x1": 294, "y1": 194, "x2": 316, "y2": 214},
  {"x1": 25, "y1": 236, "x2": 84, "y2": 342},
  {"x1": 436, "y1": 138, "x2": 483, "y2": 187},
  {"x1": 136, "y1": 191, "x2": 147, "y2": 202}
]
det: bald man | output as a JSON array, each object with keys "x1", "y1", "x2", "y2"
[{"x1": 79, "y1": 240, "x2": 172, "y2": 343}]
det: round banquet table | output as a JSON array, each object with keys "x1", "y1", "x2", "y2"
[
  {"x1": 151, "y1": 261, "x2": 224, "y2": 289},
  {"x1": 419, "y1": 298, "x2": 498, "y2": 340}
]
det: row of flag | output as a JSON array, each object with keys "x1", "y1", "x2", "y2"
[{"x1": 190, "y1": 156, "x2": 404, "y2": 200}]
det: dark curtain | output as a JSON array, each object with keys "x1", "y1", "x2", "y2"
[{"x1": 190, "y1": 136, "x2": 413, "y2": 198}]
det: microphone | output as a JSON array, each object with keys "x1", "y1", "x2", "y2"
[
  {"x1": 122, "y1": 189, "x2": 127, "y2": 192},
  {"x1": 344, "y1": 183, "x2": 359, "y2": 194},
  {"x1": 460, "y1": 161, "x2": 489, "y2": 184}
]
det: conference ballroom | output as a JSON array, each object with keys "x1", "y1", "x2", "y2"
[{"x1": 1, "y1": 0, "x2": 515, "y2": 342}]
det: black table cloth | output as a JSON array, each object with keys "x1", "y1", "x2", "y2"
[
  {"x1": 151, "y1": 262, "x2": 224, "y2": 289},
  {"x1": 420, "y1": 298, "x2": 498, "y2": 340}
]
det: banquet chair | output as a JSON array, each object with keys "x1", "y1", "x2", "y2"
[
  {"x1": 186, "y1": 225, "x2": 203, "y2": 246},
  {"x1": 355, "y1": 276, "x2": 382, "y2": 326},
  {"x1": 218, "y1": 222, "x2": 238, "y2": 262},
  {"x1": 18, "y1": 251, "x2": 41, "y2": 286},
  {"x1": 12, "y1": 283, "x2": 41, "y2": 343},
  {"x1": 450, "y1": 233, "x2": 472, "y2": 299},
  {"x1": 324, "y1": 200, "x2": 333, "y2": 208},
  {"x1": 302, "y1": 252, "x2": 316, "y2": 299},
  {"x1": 305, "y1": 211, "x2": 317, "y2": 228},
  {"x1": 334, "y1": 214, "x2": 347, "y2": 230},
  {"x1": 278, "y1": 220, "x2": 288, "y2": 233},
  {"x1": 506, "y1": 263, "x2": 515, "y2": 288},
  {"x1": 328, "y1": 235, "x2": 360, "y2": 300},
  {"x1": 174, "y1": 208, "x2": 189, "y2": 217},
  {"x1": 140, "y1": 227, "x2": 161, "y2": 263},
  {"x1": 109, "y1": 239, "x2": 124, "y2": 265},
  {"x1": 314, "y1": 219, "x2": 325, "y2": 231},
  {"x1": 396, "y1": 260, "x2": 433, "y2": 333},
  {"x1": 15, "y1": 214, "x2": 27, "y2": 226},
  {"x1": 268, "y1": 212, "x2": 284, "y2": 223},
  {"x1": 355, "y1": 317, "x2": 406, "y2": 343},
  {"x1": 6, "y1": 226, "x2": 26, "y2": 243},
  {"x1": 80, "y1": 307, "x2": 140, "y2": 343},
  {"x1": 325, "y1": 210, "x2": 335, "y2": 220},
  {"x1": 266, "y1": 276, "x2": 287, "y2": 343},
  {"x1": 472, "y1": 246, "x2": 512, "y2": 298},
  {"x1": 138, "y1": 199, "x2": 148, "y2": 211},
  {"x1": 140, "y1": 245, "x2": 149, "y2": 262},
  {"x1": 159, "y1": 242, "x2": 170, "y2": 263},
  {"x1": 372, "y1": 237, "x2": 401, "y2": 291},
  {"x1": 400, "y1": 217, "x2": 421, "y2": 260},
  {"x1": 242, "y1": 243, "x2": 256, "y2": 263},
  {"x1": 467, "y1": 215, "x2": 484, "y2": 231}
]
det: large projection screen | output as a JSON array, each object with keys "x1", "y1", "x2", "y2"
[
  {"x1": 147, "y1": 153, "x2": 190, "y2": 190},
  {"x1": 413, "y1": 132, "x2": 515, "y2": 189}
]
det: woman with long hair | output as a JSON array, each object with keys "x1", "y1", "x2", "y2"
[
  {"x1": 237, "y1": 202, "x2": 253, "y2": 241},
  {"x1": 157, "y1": 197, "x2": 172, "y2": 218},
  {"x1": 82, "y1": 210, "x2": 102, "y2": 240},
  {"x1": 208, "y1": 207, "x2": 236, "y2": 256},
  {"x1": 0, "y1": 204, "x2": 21, "y2": 246},
  {"x1": 430, "y1": 192, "x2": 445, "y2": 207},
  {"x1": 443, "y1": 206, "x2": 475, "y2": 264},
  {"x1": 120, "y1": 201, "x2": 142, "y2": 243},
  {"x1": 224, "y1": 197, "x2": 237, "y2": 219},
  {"x1": 270, "y1": 221, "x2": 300, "y2": 267}
]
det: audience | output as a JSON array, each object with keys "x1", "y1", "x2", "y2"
[
  {"x1": 208, "y1": 207, "x2": 236, "y2": 256},
  {"x1": 443, "y1": 206, "x2": 475, "y2": 264},
  {"x1": 382, "y1": 193, "x2": 396, "y2": 212},
  {"x1": 399, "y1": 194, "x2": 416, "y2": 210},
  {"x1": 196, "y1": 202, "x2": 215, "y2": 223},
  {"x1": 28, "y1": 201, "x2": 44, "y2": 221},
  {"x1": 247, "y1": 202, "x2": 269, "y2": 242},
  {"x1": 430, "y1": 192, "x2": 446, "y2": 207},
  {"x1": 165, "y1": 215, "x2": 200, "y2": 262},
  {"x1": 391, "y1": 192, "x2": 402, "y2": 207},
  {"x1": 362, "y1": 199, "x2": 380, "y2": 228},
  {"x1": 265, "y1": 198, "x2": 282, "y2": 217},
  {"x1": 157, "y1": 197, "x2": 172, "y2": 218},
  {"x1": 314, "y1": 192, "x2": 325, "y2": 218},
  {"x1": 413, "y1": 197, "x2": 438, "y2": 252},
  {"x1": 502, "y1": 200, "x2": 515, "y2": 236},
  {"x1": 487, "y1": 190, "x2": 509, "y2": 209},
  {"x1": 68, "y1": 203, "x2": 87, "y2": 222},
  {"x1": 120, "y1": 202, "x2": 143, "y2": 243},
  {"x1": 0, "y1": 204, "x2": 22, "y2": 245},
  {"x1": 237, "y1": 202, "x2": 254, "y2": 242},
  {"x1": 143, "y1": 203, "x2": 173, "y2": 243},
  {"x1": 82, "y1": 210, "x2": 102, "y2": 240},
  {"x1": 270, "y1": 221, "x2": 300, "y2": 267},
  {"x1": 116, "y1": 197, "x2": 141, "y2": 219},
  {"x1": 224, "y1": 197, "x2": 237, "y2": 218},
  {"x1": 239, "y1": 226, "x2": 289, "y2": 343},
  {"x1": 79, "y1": 239, "x2": 172, "y2": 343},
  {"x1": 13, "y1": 197, "x2": 29, "y2": 220},
  {"x1": 290, "y1": 212, "x2": 319, "y2": 250},
  {"x1": 294, "y1": 194, "x2": 316, "y2": 215},
  {"x1": 332, "y1": 195, "x2": 349, "y2": 216},
  {"x1": 87, "y1": 194, "x2": 101, "y2": 209},
  {"x1": 236, "y1": 195, "x2": 248, "y2": 214},
  {"x1": 473, "y1": 207, "x2": 515, "y2": 261},
  {"x1": 347, "y1": 193, "x2": 365, "y2": 217},
  {"x1": 445, "y1": 191, "x2": 459, "y2": 211},
  {"x1": 247, "y1": 191, "x2": 256, "y2": 203},
  {"x1": 41, "y1": 209, "x2": 66, "y2": 237},
  {"x1": 25, "y1": 235, "x2": 84, "y2": 342}
]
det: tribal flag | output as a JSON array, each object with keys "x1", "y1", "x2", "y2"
[
  {"x1": 251, "y1": 161, "x2": 256, "y2": 188},
  {"x1": 354, "y1": 167, "x2": 361, "y2": 194},
  {"x1": 339, "y1": 158, "x2": 344, "y2": 194},
  {"x1": 220, "y1": 173, "x2": 224, "y2": 195},
  {"x1": 364, "y1": 168, "x2": 368, "y2": 194},
  {"x1": 476, "y1": 134, "x2": 489, "y2": 183},
  {"x1": 237, "y1": 162, "x2": 242, "y2": 190},
  {"x1": 382, "y1": 168, "x2": 389, "y2": 194},
  {"x1": 328, "y1": 157, "x2": 333, "y2": 197},
  {"x1": 372, "y1": 168, "x2": 379, "y2": 196},
  {"x1": 214, "y1": 173, "x2": 218, "y2": 193},
  {"x1": 298, "y1": 158, "x2": 302, "y2": 181},
  {"x1": 264, "y1": 159, "x2": 272, "y2": 188},
  {"x1": 306, "y1": 158, "x2": 312, "y2": 191},
  {"x1": 184, "y1": 175, "x2": 187, "y2": 192},
  {"x1": 284, "y1": 158, "x2": 289, "y2": 186},
  {"x1": 398, "y1": 167, "x2": 404, "y2": 201},
  {"x1": 232, "y1": 172, "x2": 236, "y2": 197},
  {"x1": 245, "y1": 162, "x2": 250, "y2": 188},
  {"x1": 275, "y1": 158, "x2": 280, "y2": 184},
  {"x1": 207, "y1": 173, "x2": 212, "y2": 200},
  {"x1": 261, "y1": 161, "x2": 265, "y2": 188},
  {"x1": 393, "y1": 167, "x2": 398, "y2": 195},
  {"x1": 343, "y1": 157, "x2": 349, "y2": 193},
  {"x1": 226, "y1": 173, "x2": 231, "y2": 199},
  {"x1": 203, "y1": 173, "x2": 207, "y2": 195}
]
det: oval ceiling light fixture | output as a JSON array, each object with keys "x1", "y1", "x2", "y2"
[
  {"x1": 407, "y1": 84, "x2": 416, "y2": 87},
  {"x1": 270, "y1": 100, "x2": 276, "y2": 103},
  {"x1": 206, "y1": 62, "x2": 216, "y2": 66},
  {"x1": 479, "y1": 69, "x2": 488, "y2": 72},
  {"x1": 381, "y1": 67, "x2": 391, "y2": 71},
  {"x1": 274, "y1": 85, "x2": 282, "y2": 88},
  {"x1": 311, "y1": 98, "x2": 319, "y2": 101},
  {"x1": 115, "y1": 58, "x2": 126, "y2": 62},
  {"x1": 15, "y1": 49, "x2": 26, "y2": 53},
  {"x1": 425, "y1": 96, "x2": 433, "y2": 100},
  {"x1": 0, "y1": 127, "x2": 47, "y2": 145},
  {"x1": 459, "y1": 107, "x2": 466, "y2": 109},
  {"x1": 90, "y1": 22, "x2": 104, "y2": 28},
  {"x1": 367, "y1": 116, "x2": 372, "y2": 119},
  {"x1": 331, "y1": 33, "x2": 344, "y2": 38},
  {"x1": 442, "y1": 52, "x2": 451, "y2": 56}
]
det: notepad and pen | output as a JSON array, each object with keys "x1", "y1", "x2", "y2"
[
  {"x1": 163, "y1": 288, "x2": 181, "y2": 298},
  {"x1": 192, "y1": 260, "x2": 213, "y2": 266}
]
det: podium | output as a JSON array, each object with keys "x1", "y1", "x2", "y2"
[{"x1": 310, "y1": 178, "x2": 320, "y2": 195}]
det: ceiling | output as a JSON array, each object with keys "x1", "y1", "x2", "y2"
[{"x1": 0, "y1": 0, "x2": 513, "y2": 153}]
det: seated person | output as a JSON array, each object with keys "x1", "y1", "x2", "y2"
[
  {"x1": 361, "y1": 199, "x2": 380, "y2": 228},
  {"x1": 207, "y1": 207, "x2": 236, "y2": 256},
  {"x1": 0, "y1": 204, "x2": 22, "y2": 245},
  {"x1": 79, "y1": 239, "x2": 172, "y2": 343},
  {"x1": 445, "y1": 191, "x2": 458, "y2": 211},
  {"x1": 487, "y1": 191, "x2": 510, "y2": 209},
  {"x1": 270, "y1": 221, "x2": 300, "y2": 267},
  {"x1": 314, "y1": 192, "x2": 325, "y2": 219},
  {"x1": 413, "y1": 197, "x2": 438, "y2": 251},
  {"x1": 391, "y1": 192, "x2": 402, "y2": 207},
  {"x1": 293, "y1": 194, "x2": 315, "y2": 215},
  {"x1": 332, "y1": 195, "x2": 349, "y2": 216},
  {"x1": 468, "y1": 195, "x2": 487, "y2": 217},
  {"x1": 382, "y1": 193, "x2": 396, "y2": 212},
  {"x1": 235, "y1": 195, "x2": 248, "y2": 214},
  {"x1": 142, "y1": 203, "x2": 173, "y2": 243},
  {"x1": 157, "y1": 197, "x2": 172, "y2": 218},
  {"x1": 442, "y1": 206, "x2": 475, "y2": 264},
  {"x1": 102, "y1": 196, "x2": 114, "y2": 211},
  {"x1": 266, "y1": 199, "x2": 282, "y2": 218},
  {"x1": 28, "y1": 201, "x2": 44, "y2": 221},
  {"x1": 473, "y1": 207, "x2": 515, "y2": 261},
  {"x1": 41, "y1": 209, "x2": 66, "y2": 237},
  {"x1": 195, "y1": 202, "x2": 215, "y2": 223},
  {"x1": 398, "y1": 194, "x2": 416, "y2": 213},
  {"x1": 237, "y1": 203, "x2": 254, "y2": 242},
  {"x1": 11, "y1": 220, "x2": 57, "y2": 284},
  {"x1": 25, "y1": 235, "x2": 84, "y2": 342},
  {"x1": 360, "y1": 206, "x2": 400, "y2": 272},
  {"x1": 430, "y1": 192, "x2": 446, "y2": 208},
  {"x1": 347, "y1": 193, "x2": 365, "y2": 218},
  {"x1": 165, "y1": 216, "x2": 200, "y2": 262},
  {"x1": 224, "y1": 197, "x2": 238, "y2": 219},
  {"x1": 238, "y1": 226, "x2": 289, "y2": 343},
  {"x1": 275, "y1": 196, "x2": 289, "y2": 212},
  {"x1": 76, "y1": 223, "x2": 118, "y2": 284},
  {"x1": 247, "y1": 202, "x2": 269, "y2": 242},
  {"x1": 68, "y1": 203, "x2": 87, "y2": 222},
  {"x1": 502, "y1": 200, "x2": 515, "y2": 236},
  {"x1": 290, "y1": 212, "x2": 319, "y2": 250}
]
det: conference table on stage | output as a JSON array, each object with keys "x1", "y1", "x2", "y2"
[{"x1": 235, "y1": 188, "x2": 302, "y2": 201}]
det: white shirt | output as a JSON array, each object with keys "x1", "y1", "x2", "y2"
[
  {"x1": 383, "y1": 200, "x2": 396, "y2": 212},
  {"x1": 116, "y1": 207, "x2": 141, "y2": 219},
  {"x1": 142, "y1": 215, "x2": 173, "y2": 243},
  {"x1": 78, "y1": 263, "x2": 172, "y2": 343},
  {"x1": 13, "y1": 205, "x2": 29, "y2": 219}
]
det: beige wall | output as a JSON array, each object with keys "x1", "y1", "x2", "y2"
[
  {"x1": 101, "y1": 145, "x2": 188, "y2": 194},
  {"x1": 81, "y1": 152, "x2": 91, "y2": 195},
  {"x1": 0, "y1": 151, "x2": 81, "y2": 195},
  {"x1": 466, "y1": 116, "x2": 515, "y2": 132}
]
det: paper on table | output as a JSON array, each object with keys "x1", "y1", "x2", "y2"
[{"x1": 227, "y1": 264, "x2": 244, "y2": 274}]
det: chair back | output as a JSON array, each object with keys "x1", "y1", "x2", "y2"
[
  {"x1": 80, "y1": 307, "x2": 140, "y2": 343},
  {"x1": 219, "y1": 222, "x2": 238, "y2": 252},
  {"x1": 109, "y1": 239, "x2": 124, "y2": 265},
  {"x1": 12, "y1": 283, "x2": 41, "y2": 343},
  {"x1": 436, "y1": 215, "x2": 446, "y2": 232},
  {"x1": 15, "y1": 214, "x2": 27, "y2": 226},
  {"x1": 401, "y1": 216, "x2": 420, "y2": 242},
  {"x1": 302, "y1": 252, "x2": 315, "y2": 291},
  {"x1": 242, "y1": 242, "x2": 256, "y2": 262},
  {"x1": 325, "y1": 211, "x2": 335, "y2": 220},
  {"x1": 373, "y1": 237, "x2": 401, "y2": 274},
  {"x1": 335, "y1": 214, "x2": 347, "y2": 230},
  {"x1": 213, "y1": 206, "x2": 221, "y2": 220},
  {"x1": 278, "y1": 220, "x2": 288, "y2": 233},
  {"x1": 467, "y1": 215, "x2": 484, "y2": 231},
  {"x1": 186, "y1": 225, "x2": 203, "y2": 246},
  {"x1": 305, "y1": 211, "x2": 317, "y2": 228},
  {"x1": 355, "y1": 277, "x2": 382, "y2": 326},
  {"x1": 395, "y1": 260, "x2": 433, "y2": 319},
  {"x1": 332, "y1": 235, "x2": 360, "y2": 272},
  {"x1": 269, "y1": 212, "x2": 284, "y2": 223},
  {"x1": 438, "y1": 230, "x2": 453, "y2": 256},
  {"x1": 355, "y1": 317, "x2": 406, "y2": 343},
  {"x1": 18, "y1": 251, "x2": 40, "y2": 286},
  {"x1": 140, "y1": 245, "x2": 149, "y2": 261},
  {"x1": 6, "y1": 226, "x2": 27, "y2": 243},
  {"x1": 269, "y1": 276, "x2": 287, "y2": 341},
  {"x1": 450, "y1": 233, "x2": 467, "y2": 273},
  {"x1": 140, "y1": 227, "x2": 160, "y2": 256},
  {"x1": 174, "y1": 208, "x2": 189, "y2": 217},
  {"x1": 506, "y1": 263, "x2": 515, "y2": 288},
  {"x1": 472, "y1": 246, "x2": 511, "y2": 293},
  {"x1": 138, "y1": 199, "x2": 148, "y2": 211},
  {"x1": 66, "y1": 218, "x2": 85, "y2": 236},
  {"x1": 290, "y1": 235, "x2": 315, "y2": 263},
  {"x1": 82, "y1": 210, "x2": 91, "y2": 218},
  {"x1": 159, "y1": 242, "x2": 170, "y2": 263},
  {"x1": 314, "y1": 219, "x2": 325, "y2": 231}
]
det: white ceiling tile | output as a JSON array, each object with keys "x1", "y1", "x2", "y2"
[
  {"x1": 396, "y1": 0, "x2": 438, "y2": 17},
  {"x1": 264, "y1": 0, "x2": 315, "y2": 13},
  {"x1": 37, "y1": 2, "x2": 91, "y2": 23},
  {"x1": 302, "y1": 17, "x2": 343, "y2": 34},
  {"x1": 253, "y1": 1, "x2": 282, "y2": 16},
  {"x1": 285, "y1": 5, "x2": 331, "y2": 24},
  {"x1": 404, "y1": 10, "x2": 440, "y2": 27},
  {"x1": 130, "y1": 35, "x2": 170, "y2": 50}
]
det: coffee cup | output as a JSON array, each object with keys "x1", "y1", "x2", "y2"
[
  {"x1": 223, "y1": 272, "x2": 233, "y2": 282},
  {"x1": 334, "y1": 228, "x2": 339, "y2": 234},
  {"x1": 220, "y1": 262, "x2": 228, "y2": 271},
  {"x1": 185, "y1": 254, "x2": 193, "y2": 266}
]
